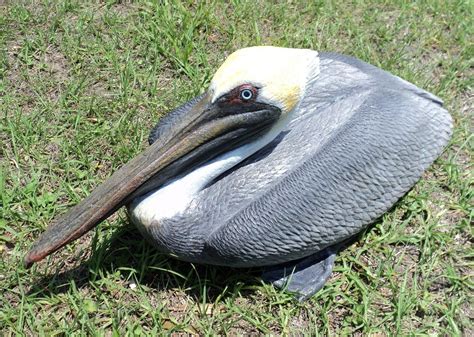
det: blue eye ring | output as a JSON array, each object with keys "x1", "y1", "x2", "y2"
[{"x1": 240, "y1": 88, "x2": 253, "y2": 101}]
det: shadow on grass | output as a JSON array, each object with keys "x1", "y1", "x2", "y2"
[{"x1": 26, "y1": 221, "x2": 264, "y2": 303}]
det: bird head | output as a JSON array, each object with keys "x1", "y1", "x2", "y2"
[
  {"x1": 24, "y1": 46, "x2": 320, "y2": 267},
  {"x1": 210, "y1": 46, "x2": 319, "y2": 115}
]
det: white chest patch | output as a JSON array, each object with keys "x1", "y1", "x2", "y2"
[{"x1": 128, "y1": 116, "x2": 293, "y2": 229}]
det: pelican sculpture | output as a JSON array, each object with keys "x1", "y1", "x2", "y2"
[{"x1": 25, "y1": 46, "x2": 452, "y2": 300}]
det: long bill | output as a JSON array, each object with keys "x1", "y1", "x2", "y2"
[{"x1": 24, "y1": 92, "x2": 281, "y2": 268}]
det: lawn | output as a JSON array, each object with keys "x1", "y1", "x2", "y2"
[{"x1": 0, "y1": 0, "x2": 472, "y2": 335}]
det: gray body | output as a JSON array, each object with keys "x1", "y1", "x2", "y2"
[{"x1": 139, "y1": 53, "x2": 452, "y2": 268}]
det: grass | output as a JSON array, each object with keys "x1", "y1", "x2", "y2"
[{"x1": 0, "y1": 0, "x2": 472, "y2": 335}]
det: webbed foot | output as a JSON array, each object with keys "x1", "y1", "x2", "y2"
[{"x1": 262, "y1": 249, "x2": 336, "y2": 301}]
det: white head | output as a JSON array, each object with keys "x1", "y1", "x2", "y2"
[{"x1": 209, "y1": 46, "x2": 320, "y2": 114}]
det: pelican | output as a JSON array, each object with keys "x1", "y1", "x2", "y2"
[{"x1": 25, "y1": 46, "x2": 452, "y2": 300}]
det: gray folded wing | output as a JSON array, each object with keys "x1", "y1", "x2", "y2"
[{"x1": 150, "y1": 53, "x2": 453, "y2": 267}]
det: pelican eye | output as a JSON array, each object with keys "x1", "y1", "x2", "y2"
[{"x1": 240, "y1": 88, "x2": 253, "y2": 101}]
